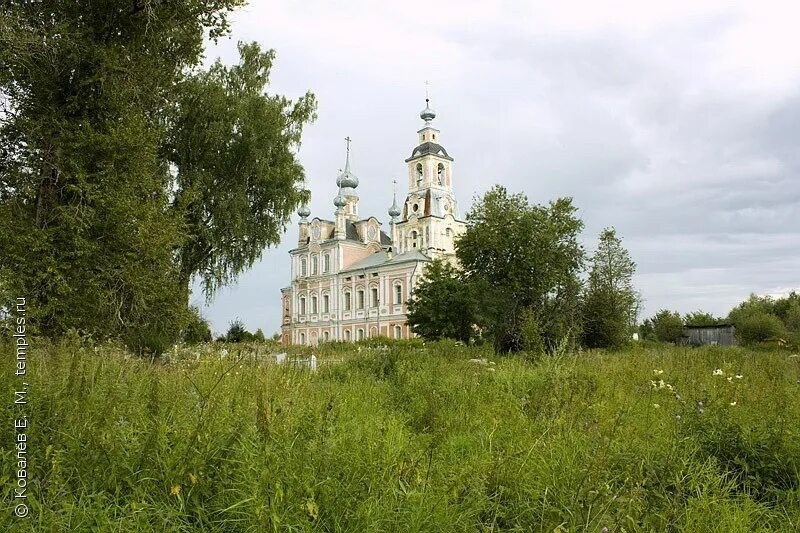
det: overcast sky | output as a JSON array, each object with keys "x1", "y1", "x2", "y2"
[{"x1": 196, "y1": 0, "x2": 800, "y2": 336}]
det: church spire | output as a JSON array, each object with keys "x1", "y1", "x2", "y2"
[
  {"x1": 388, "y1": 179, "x2": 401, "y2": 222},
  {"x1": 335, "y1": 136, "x2": 359, "y2": 221}
]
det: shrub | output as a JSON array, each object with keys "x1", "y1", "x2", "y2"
[{"x1": 735, "y1": 311, "x2": 787, "y2": 345}]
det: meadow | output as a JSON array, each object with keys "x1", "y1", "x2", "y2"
[{"x1": 2, "y1": 337, "x2": 799, "y2": 532}]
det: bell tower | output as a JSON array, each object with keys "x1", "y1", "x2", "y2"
[{"x1": 393, "y1": 98, "x2": 465, "y2": 257}]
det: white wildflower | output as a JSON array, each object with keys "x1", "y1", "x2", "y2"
[
  {"x1": 653, "y1": 403, "x2": 660, "y2": 409},
  {"x1": 653, "y1": 369, "x2": 664, "y2": 375},
  {"x1": 712, "y1": 369, "x2": 723, "y2": 376},
  {"x1": 735, "y1": 374, "x2": 743, "y2": 379},
  {"x1": 727, "y1": 376, "x2": 733, "y2": 383},
  {"x1": 730, "y1": 401, "x2": 737, "y2": 406}
]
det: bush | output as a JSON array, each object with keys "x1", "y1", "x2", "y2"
[{"x1": 735, "y1": 311, "x2": 787, "y2": 345}]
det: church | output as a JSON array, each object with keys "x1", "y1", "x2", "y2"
[{"x1": 280, "y1": 100, "x2": 466, "y2": 346}]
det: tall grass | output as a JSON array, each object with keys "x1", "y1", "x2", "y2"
[{"x1": 2, "y1": 337, "x2": 799, "y2": 531}]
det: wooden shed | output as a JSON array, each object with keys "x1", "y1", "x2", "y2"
[{"x1": 678, "y1": 324, "x2": 737, "y2": 346}]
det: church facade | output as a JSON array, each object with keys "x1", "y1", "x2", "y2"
[{"x1": 280, "y1": 100, "x2": 466, "y2": 345}]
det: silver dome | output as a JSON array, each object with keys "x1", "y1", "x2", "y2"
[
  {"x1": 333, "y1": 192, "x2": 347, "y2": 208},
  {"x1": 420, "y1": 98, "x2": 436, "y2": 122}
]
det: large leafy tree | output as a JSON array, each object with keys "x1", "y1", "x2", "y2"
[
  {"x1": 167, "y1": 42, "x2": 316, "y2": 296},
  {"x1": 406, "y1": 259, "x2": 480, "y2": 343},
  {"x1": 581, "y1": 228, "x2": 639, "y2": 349},
  {"x1": 456, "y1": 186, "x2": 585, "y2": 353},
  {"x1": 0, "y1": 2, "x2": 314, "y2": 351}
]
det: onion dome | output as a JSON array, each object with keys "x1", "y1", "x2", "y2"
[
  {"x1": 388, "y1": 180, "x2": 401, "y2": 220},
  {"x1": 420, "y1": 98, "x2": 436, "y2": 123},
  {"x1": 298, "y1": 204, "x2": 311, "y2": 218},
  {"x1": 388, "y1": 199, "x2": 401, "y2": 219},
  {"x1": 333, "y1": 189, "x2": 347, "y2": 209},
  {"x1": 337, "y1": 157, "x2": 358, "y2": 190}
]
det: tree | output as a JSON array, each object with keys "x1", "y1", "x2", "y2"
[
  {"x1": 253, "y1": 328, "x2": 266, "y2": 342},
  {"x1": 455, "y1": 186, "x2": 585, "y2": 353},
  {"x1": 683, "y1": 311, "x2": 721, "y2": 326},
  {"x1": 407, "y1": 259, "x2": 480, "y2": 343},
  {"x1": 0, "y1": 4, "x2": 314, "y2": 352},
  {"x1": 167, "y1": 42, "x2": 316, "y2": 297},
  {"x1": 183, "y1": 306, "x2": 213, "y2": 344},
  {"x1": 581, "y1": 228, "x2": 639, "y2": 349},
  {"x1": 222, "y1": 318, "x2": 253, "y2": 343},
  {"x1": 648, "y1": 310, "x2": 684, "y2": 343}
]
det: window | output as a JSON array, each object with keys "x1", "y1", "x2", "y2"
[
  {"x1": 323, "y1": 331, "x2": 330, "y2": 342},
  {"x1": 323, "y1": 294, "x2": 330, "y2": 313},
  {"x1": 357, "y1": 329, "x2": 364, "y2": 341},
  {"x1": 437, "y1": 163, "x2": 444, "y2": 185},
  {"x1": 411, "y1": 231, "x2": 418, "y2": 248},
  {"x1": 394, "y1": 284, "x2": 403, "y2": 304},
  {"x1": 300, "y1": 257, "x2": 307, "y2": 277},
  {"x1": 394, "y1": 325, "x2": 402, "y2": 339},
  {"x1": 323, "y1": 253, "x2": 330, "y2": 272},
  {"x1": 344, "y1": 291, "x2": 352, "y2": 311},
  {"x1": 416, "y1": 163, "x2": 423, "y2": 186},
  {"x1": 311, "y1": 255, "x2": 318, "y2": 275},
  {"x1": 311, "y1": 295, "x2": 318, "y2": 314},
  {"x1": 299, "y1": 332, "x2": 306, "y2": 344},
  {"x1": 299, "y1": 296, "x2": 306, "y2": 315},
  {"x1": 357, "y1": 289, "x2": 365, "y2": 309},
  {"x1": 345, "y1": 329, "x2": 352, "y2": 341},
  {"x1": 371, "y1": 287, "x2": 379, "y2": 307}
]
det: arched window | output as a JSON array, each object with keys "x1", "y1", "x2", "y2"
[
  {"x1": 370, "y1": 286, "x2": 379, "y2": 307},
  {"x1": 345, "y1": 329, "x2": 352, "y2": 341},
  {"x1": 416, "y1": 163, "x2": 423, "y2": 186},
  {"x1": 343, "y1": 291, "x2": 352, "y2": 311},
  {"x1": 394, "y1": 325, "x2": 402, "y2": 339},
  {"x1": 323, "y1": 253, "x2": 331, "y2": 273},
  {"x1": 357, "y1": 289, "x2": 365, "y2": 309},
  {"x1": 394, "y1": 283, "x2": 403, "y2": 304},
  {"x1": 357, "y1": 329, "x2": 364, "y2": 341},
  {"x1": 299, "y1": 296, "x2": 306, "y2": 315},
  {"x1": 299, "y1": 332, "x2": 306, "y2": 344},
  {"x1": 323, "y1": 331, "x2": 330, "y2": 342},
  {"x1": 437, "y1": 163, "x2": 444, "y2": 185},
  {"x1": 311, "y1": 255, "x2": 318, "y2": 275},
  {"x1": 311, "y1": 295, "x2": 318, "y2": 314},
  {"x1": 322, "y1": 293, "x2": 330, "y2": 313},
  {"x1": 411, "y1": 231, "x2": 418, "y2": 248},
  {"x1": 300, "y1": 257, "x2": 307, "y2": 277}
]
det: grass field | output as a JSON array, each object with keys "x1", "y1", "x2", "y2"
[{"x1": 2, "y1": 337, "x2": 799, "y2": 532}]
